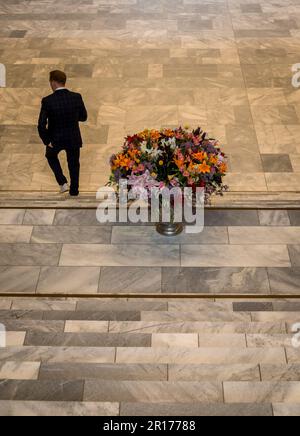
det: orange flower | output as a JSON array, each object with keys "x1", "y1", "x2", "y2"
[
  {"x1": 138, "y1": 129, "x2": 150, "y2": 140},
  {"x1": 150, "y1": 130, "x2": 161, "y2": 141},
  {"x1": 188, "y1": 162, "x2": 196, "y2": 172},
  {"x1": 162, "y1": 129, "x2": 175, "y2": 137},
  {"x1": 174, "y1": 157, "x2": 185, "y2": 169},
  {"x1": 219, "y1": 163, "x2": 227, "y2": 173},
  {"x1": 193, "y1": 152, "x2": 206, "y2": 162},
  {"x1": 198, "y1": 162, "x2": 211, "y2": 174},
  {"x1": 113, "y1": 155, "x2": 132, "y2": 170},
  {"x1": 128, "y1": 149, "x2": 140, "y2": 158},
  {"x1": 128, "y1": 150, "x2": 141, "y2": 163},
  {"x1": 209, "y1": 155, "x2": 218, "y2": 165}
]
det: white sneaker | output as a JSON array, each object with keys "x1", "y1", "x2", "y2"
[{"x1": 60, "y1": 183, "x2": 69, "y2": 194}]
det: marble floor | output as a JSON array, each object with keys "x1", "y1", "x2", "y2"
[
  {"x1": 0, "y1": 295, "x2": 300, "y2": 415},
  {"x1": 0, "y1": 208, "x2": 300, "y2": 295},
  {"x1": 1, "y1": 206, "x2": 300, "y2": 416},
  {"x1": 0, "y1": 0, "x2": 300, "y2": 195}
]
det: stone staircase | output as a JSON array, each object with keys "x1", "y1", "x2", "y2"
[{"x1": 0, "y1": 297, "x2": 300, "y2": 416}]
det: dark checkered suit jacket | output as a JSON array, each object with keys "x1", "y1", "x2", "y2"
[{"x1": 38, "y1": 89, "x2": 88, "y2": 148}]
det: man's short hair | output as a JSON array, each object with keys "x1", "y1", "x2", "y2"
[{"x1": 49, "y1": 70, "x2": 67, "y2": 85}]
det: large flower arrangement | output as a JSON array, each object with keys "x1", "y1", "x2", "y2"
[{"x1": 109, "y1": 127, "x2": 228, "y2": 204}]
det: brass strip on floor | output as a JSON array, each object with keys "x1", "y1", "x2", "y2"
[{"x1": 0, "y1": 293, "x2": 299, "y2": 299}]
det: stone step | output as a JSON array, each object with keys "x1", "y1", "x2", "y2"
[
  {"x1": 82, "y1": 380, "x2": 300, "y2": 404},
  {"x1": 120, "y1": 402, "x2": 274, "y2": 417},
  {"x1": 24, "y1": 332, "x2": 152, "y2": 348},
  {"x1": 2, "y1": 308, "x2": 300, "y2": 322},
  {"x1": 224, "y1": 382, "x2": 300, "y2": 404},
  {"x1": 0, "y1": 400, "x2": 276, "y2": 416},
  {"x1": 83, "y1": 380, "x2": 224, "y2": 403},
  {"x1": 11, "y1": 299, "x2": 168, "y2": 312},
  {"x1": 115, "y1": 347, "x2": 287, "y2": 365},
  {"x1": 0, "y1": 296, "x2": 299, "y2": 415},
  {"x1": 0, "y1": 345, "x2": 297, "y2": 365},
  {"x1": 0, "y1": 400, "x2": 119, "y2": 417},
  {"x1": 38, "y1": 362, "x2": 262, "y2": 382},
  {"x1": 1, "y1": 360, "x2": 300, "y2": 383},
  {"x1": 4, "y1": 298, "x2": 300, "y2": 313},
  {"x1": 0, "y1": 346, "x2": 117, "y2": 364},
  {"x1": 0, "y1": 319, "x2": 291, "y2": 334},
  {"x1": 106, "y1": 321, "x2": 288, "y2": 334}
]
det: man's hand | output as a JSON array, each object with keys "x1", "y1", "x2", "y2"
[{"x1": 48, "y1": 143, "x2": 54, "y2": 149}]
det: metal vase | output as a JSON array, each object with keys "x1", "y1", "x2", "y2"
[{"x1": 156, "y1": 222, "x2": 184, "y2": 236}]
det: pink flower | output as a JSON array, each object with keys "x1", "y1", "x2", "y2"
[{"x1": 128, "y1": 170, "x2": 160, "y2": 201}]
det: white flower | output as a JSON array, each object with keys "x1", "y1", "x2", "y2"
[
  {"x1": 168, "y1": 137, "x2": 177, "y2": 149},
  {"x1": 145, "y1": 148, "x2": 163, "y2": 158},
  {"x1": 161, "y1": 137, "x2": 176, "y2": 149}
]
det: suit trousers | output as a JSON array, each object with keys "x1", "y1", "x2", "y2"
[{"x1": 46, "y1": 145, "x2": 80, "y2": 195}]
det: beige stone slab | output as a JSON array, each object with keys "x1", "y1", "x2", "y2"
[
  {"x1": 168, "y1": 302, "x2": 233, "y2": 312},
  {"x1": 260, "y1": 364, "x2": 300, "y2": 381},
  {"x1": 0, "y1": 300, "x2": 12, "y2": 310},
  {"x1": 0, "y1": 346, "x2": 116, "y2": 364},
  {"x1": 116, "y1": 347, "x2": 286, "y2": 365},
  {"x1": 247, "y1": 334, "x2": 294, "y2": 348},
  {"x1": 199, "y1": 334, "x2": 247, "y2": 348},
  {"x1": 169, "y1": 364, "x2": 260, "y2": 382},
  {"x1": 0, "y1": 225, "x2": 32, "y2": 243},
  {"x1": 0, "y1": 210, "x2": 25, "y2": 225},
  {"x1": 266, "y1": 173, "x2": 300, "y2": 191},
  {"x1": 247, "y1": 89, "x2": 288, "y2": 106},
  {"x1": 60, "y1": 244, "x2": 180, "y2": 267},
  {"x1": 286, "y1": 349, "x2": 300, "y2": 364},
  {"x1": 273, "y1": 404, "x2": 300, "y2": 416},
  {"x1": 251, "y1": 312, "x2": 300, "y2": 323},
  {"x1": 109, "y1": 321, "x2": 287, "y2": 335},
  {"x1": 0, "y1": 401, "x2": 120, "y2": 416},
  {"x1": 5, "y1": 332, "x2": 26, "y2": 347},
  {"x1": 36, "y1": 267, "x2": 101, "y2": 294},
  {"x1": 223, "y1": 174, "x2": 267, "y2": 192},
  {"x1": 98, "y1": 105, "x2": 126, "y2": 125},
  {"x1": 0, "y1": 361, "x2": 40, "y2": 380},
  {"x1": 224, "y1": 382, "x2": 300, "y2": 403},
  {"x1": 148, "y1": 64, "x2": 163, "y2": 79},
  {"x1": 152, "y1": 334, "x2": 199, "y2": 348},
  {"x1": 0, "y1": 267, "x2": 40, "y2": 294},
  {"x1": 141, "y1": 311, "x2": 251, "y2": 322},
  {"x1": 11, "y1": 299, "x2": 76, "y2": 311},
  {"x1": 181, "y1": 245, "x2": 291, "y2": 267},
  {"x1": 125, "y1": 106, "x2": 178, "y2": 129},
  {"x1": 229, "y1": 227, "x2": 300, "y2": 245},
  {"x1": 99, "y1": 266, "x2": 162, "y2": 294},
  {"x1": 84, "y1": 380, "x2": 223, "y2": 404},
  {"x1": 64, "y1": 321, "x2": 109, "y2": 333},
  {"x1": 290, "y1": 154, "x2": 300, "y2": 172}
]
